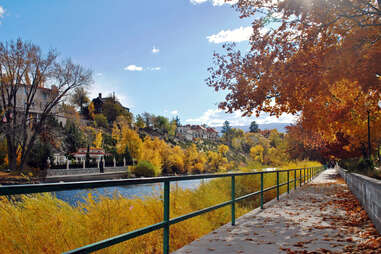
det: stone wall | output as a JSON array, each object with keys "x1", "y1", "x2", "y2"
[
  {"x1": 338, "y1": 167, "x2": 381, "y2": 233},
  {"x1": 47, "y1": 166, "x2": 128, "y2": 176}
]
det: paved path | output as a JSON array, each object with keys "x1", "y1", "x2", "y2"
[{"x1": 173, "y1": 169, "x2": 379, "y2": 254}]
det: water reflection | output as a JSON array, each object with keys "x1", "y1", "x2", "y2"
[{"x1": 54, "y1": 179, "x2": 206, "y2": 206}]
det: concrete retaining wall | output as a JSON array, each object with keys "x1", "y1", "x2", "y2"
[
  {"x1": 47, "y1": 167, "x2": 128, "y2": 176},
  {"x1": 338, "y1": 167, "x2": 381, "y2": 233}
]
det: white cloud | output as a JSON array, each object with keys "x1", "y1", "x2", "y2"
[
  {"x1": 186, "y1": 108, "x2": 298, "y2": 127},
  {"x1": 190, "y1": 0, "x2": 238, "y2": 6},
  {"x1": 96, "y1": 73, "x2": 103, "y2": 76},
  {"x1": 207, "y1": 26, "x2": 252, "y2": 44},
  {"x1": 124, "y1": 65, "x2": 143, "y2": 71},
  {"x1": 152, "y1": 46, "x2": 160, "y2": 54},
  {"x1": 170, "y1": 110, "x2": 179, "y2": 115},
  {"x1": 0, "y1": 6, "x2": 5, "y2": 18},
  {"x1": 149, "y1": 67, "x2": 161, "y2": 71}
]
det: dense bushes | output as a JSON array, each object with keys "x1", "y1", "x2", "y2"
[
  {"x1": 133, "y1": 160, "x2": 156, "y2": 177},
  {"x1": 94, "y1": 114, "x2": 108, "y2": 128},
  {"x1": 338, "y1": 157, "x2": 380, "y2": 180},
  {"x1": 338, "y1": 157, "x2": 374, "y2": 171},
  {"x1": 0, "y1": 166, "x2": 318, "y2": 253},
  {"x1": 27, "y1": 142, "x2": 52, "y2": 170}
]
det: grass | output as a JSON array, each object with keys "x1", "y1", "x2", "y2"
[{"x1": 0, "y1": 162, "x2": 321, "y2": 253}]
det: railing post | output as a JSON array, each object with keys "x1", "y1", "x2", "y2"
[
  {"x1": 306, "y1": 168, "x2": 310, "y2": 183},
  {"x1": 260, "y1": 172, "x2": 264, "y2": 209},
  {"x1": 299, "y1": 169, "x2": 302, "y2": 187},
  {"x1": 231, "y1": 175, "x2": 235, "y2": 226},
  {"x1": 287, "y1": 170, "x2": 290, "y2": 194},
  {"x1": 303, "y1": 168, "x2": 305, "y2": 184},
  {"x1": 304, "y1": 168, "x2": 306, "y2": 184},
  {"x1": 163, "y1": 181, "x2": 170, "y2": 254},
  {"x1": 294, "y1": 169, "x2": 297, "y2": 190},
  {"x1": 305, "y1": 168, "x2": 307, "y2": 183},
  {"x1": 276, "y1": 171, "x2": 279, "y2": 201}
]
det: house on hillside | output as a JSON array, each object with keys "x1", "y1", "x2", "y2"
[
  {"x1": 0, "y1": 84, "x2": 67, "y2": 126},
  {"x1": 91, "y1": 93, "x2": 130, "y2": 114},
  {"x1": 92, "y1": 93, "x2": 104, "y2": 114},
  {"x1": 176, "y1": 125, "x2": 218, "y2": 141}
]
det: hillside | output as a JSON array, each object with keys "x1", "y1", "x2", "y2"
[{"x1": 214, "y1": 123, "x2": 291, "y2": 134}]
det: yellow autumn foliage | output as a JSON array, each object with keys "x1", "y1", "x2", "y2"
[
  {"x1": 93, "y1": 131, "x2": 103, "y2": 149},
  {"x1": 250, "y1": 145, "x2": 264, "y2": 163},
  {"x1": 0, "y1": 166, "x2": 317, "y2": 253}
]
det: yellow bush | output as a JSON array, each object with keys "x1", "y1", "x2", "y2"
[{"x1": 0, "y1": 165, "x2": 320, "y2": 253}]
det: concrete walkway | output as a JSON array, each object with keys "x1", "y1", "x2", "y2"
[{"x1": 173, "y1": 169, "x2": 379, "y2": 253}]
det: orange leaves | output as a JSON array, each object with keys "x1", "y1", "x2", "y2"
[
  {"x1": 208, "y1": 0, "x2": 381, "y2": 160},
  {"x1": 360, "y1": 237, "x2": 381, "y2": 250}
]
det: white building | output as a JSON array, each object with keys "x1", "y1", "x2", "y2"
[
  {"x1": 176, "y1": 125, "x2": 218, "y2": 141},
  {"x1": 0, "y1": 84, "x2": 67, "y2": 126}
]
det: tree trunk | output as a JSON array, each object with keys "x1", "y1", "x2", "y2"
[{"x1": 7, "y1": 151, "x2": 17, "y2": 171}]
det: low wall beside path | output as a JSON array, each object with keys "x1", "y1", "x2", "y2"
[
  {"x1": 338, "y1": 167, "x2": 381, "y2": 233},
  {"x1": 47, "y1": 166, "x2": 128, "y2": 176}
]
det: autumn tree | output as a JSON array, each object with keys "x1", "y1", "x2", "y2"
[
  {"x1": 102, "y1": 96, "x2": 132, "y2": 123},
  {"x1": 184, "y1": 144, "x2": 206, "y2": 174},
  {"x1": 70, "y1": 87, "x2": 89, "y2": 112},
  {"x1": 93, "y1": 131, "x2": 103, "y2": 149},
  {"x1": 135, "y1": 114, "x2": 146, "y2": 129},
  {"x1": 250, "y1": 145, "x2": 264, "y2": 163},
  {"x1": 142, "y1": 112, "x2": 154, "y2": 128},
  {"x1": 0, "y1": 39, "x2": 92, "y2": 171},
  {"x1": 153, "y1": 115, "x2": 170, "y2": 133},
  {"x1": 140, "y1": 136, "x2": 163, "y2": 175},
  {"x1": 60, "y1": 103, "x2": 80, "y2": 125},
  {"x1": 206, "y1": 145, "x2": 229, "y2": 171},
  {"x1": 168, "y1": 119, "x2": 177, "y2": 137},
  {"x1": 88, "y1": 102, "x2": 95, "y2": 120},
  {"x1": 112, "y1": 118, "x2": 143, "y2": 162},
  {"x1": 94, "y1": 114, "x2": 108, "y2": 128},
  {"x1": 207, "y1": 0, "x2": 381, "y2": 159},
  {"x1": 164, "y1": 145, "x2": 185, "y2": 174},
  {"x1": 0, "y1": 138, "x2": 7, "y2": 167}
]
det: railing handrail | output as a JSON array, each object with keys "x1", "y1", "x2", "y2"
[
  {"x1": 0, "y1": 166, "x2": 325, "y2": 254},
  {"x1": 0, "y1": 167, "x2": 313, "y2": 195}
]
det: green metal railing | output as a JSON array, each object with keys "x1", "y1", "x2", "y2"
[{"x1": 0, "y1": 166, "x2": 324, "y2": 254}]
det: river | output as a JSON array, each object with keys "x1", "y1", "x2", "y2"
[{"x1": 54, "y1": 179, "x2": 207, "y2": 206}]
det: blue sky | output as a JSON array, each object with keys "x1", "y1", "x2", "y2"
[{"x1": 0, "y1": 0, "x2": 296, "y2": 126}]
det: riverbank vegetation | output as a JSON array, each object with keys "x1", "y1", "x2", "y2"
[{"x1": 0, "y1": 166, "x2": 315, "y2": 253}]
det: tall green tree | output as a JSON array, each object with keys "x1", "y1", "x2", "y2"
[
  {"x1": 70, "y1": 87, "x2": 89, "y2": 112},
  {"x1": 102, "y1": 98, "x2": 132, "y2": 123},
  {"x1": 249, "y1": 121, "x2": 259, "y2": 133},
  {"x1": 27, "y1": 141, "x2": 52, "y2": 170},
  {"x1": 135, "y1": 114, "x2": 146, "y2": 129},
  {"x1": 175, "y1": 116, "x2": 181, "y2": 127},
  {"x1": 64, "y1": 120, "x2": 84, "y2": 154},
  {"x1": 154, "y1": 116, "x2": 170, "y2": 133},
  {"x1": 221, "y1": 120, "x2": 231, "y2": 134},
  {"x1": 221, "y1": 120, "x2": 233, "y2": 145}
]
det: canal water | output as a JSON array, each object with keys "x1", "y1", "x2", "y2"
[{"x1": 54, "y1": 179, "x2": 206, "y2": 206}]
